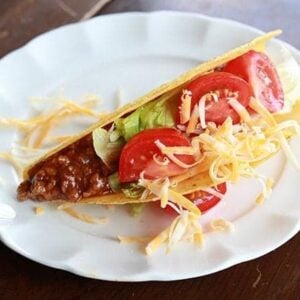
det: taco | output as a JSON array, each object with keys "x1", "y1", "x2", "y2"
[{"x1": 16, "y1": 29, "x2": 300, "y2": 217}]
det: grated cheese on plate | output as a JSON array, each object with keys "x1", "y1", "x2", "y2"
[
  {"x1": 34, "y1": 206, "x2": 45, "y2": 216},
  {"x1": 0, "y1": 96, "x2": 103, "y2": 150},
  {"x1": 179, "y1": 89, "x2": 192, "y2": 124},
  {"x1": 62, "y1": 207, "x2": 108, "y2": 224},
  {"x1": 0, "y1": 96, "x2": 106, "y2": 177},
  {"x1": 118, "y1": 236, "x2": 152, "y2": 244},
  {"x1": 145, "y1": 211, "x2": 203, "y2": 255},
  {"x1": 210, "y1": 218, "x2": 235, "y2": 232}
]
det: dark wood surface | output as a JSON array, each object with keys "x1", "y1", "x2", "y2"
[{"x1": 0, "y1": 1, "x2": 299, "y2": 299}]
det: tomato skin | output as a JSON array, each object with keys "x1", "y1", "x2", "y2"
[
  {"x1": 118, "y1": 128, "x2": 194, "y2": 183},
  {"x1": 223, "y1": 50, "x2": 284, "y2": 112},
  {"x1": 177, "y1": 72, "x2": 252, "y2": 125},
  {"x1": 163, "y1": 183, "x2": 227, "y2": 214},
  {"x1": 187, "y1": 183, "x2": 227, "y2": 212}
]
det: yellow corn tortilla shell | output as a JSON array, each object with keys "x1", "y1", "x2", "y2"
[
  {"x1": 82, "y1": 98, "x2": 300, "y2": 206},
  {"x1": 22, "y1": 30, "x2": 282, "y2": 205},
  {"x1": 80, "y1": 171, "x2": 214, "y2": 205}
]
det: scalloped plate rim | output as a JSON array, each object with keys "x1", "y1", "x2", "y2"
[{"x1": 0, "y1": 11, "x2": 299, "y2": 282}]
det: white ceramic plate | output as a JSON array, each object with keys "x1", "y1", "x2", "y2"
[{"x1": 0, "y1": 11, "x2": 299, "y2": 281}]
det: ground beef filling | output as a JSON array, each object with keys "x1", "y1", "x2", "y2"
[{"x1": 17, "y1": 134, "x2": 113, "y2": 202}]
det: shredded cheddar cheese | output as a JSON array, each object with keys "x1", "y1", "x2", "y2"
[
  {"x1": 138, "y1": 176, "x2": 200, "y2": 215},
  {"x1": 256, "y1": 177, "x2": 274, "y2": 205},
  {"x1": 210, "y1": 218, "x2": 234, "y2": 232},
  {"x1": 186, "y1": 104, "x2": 199, "y2": 134},
  {"x1": 57, "y1": 202, "x2": 73, "y2": 210},
  {"x1": 154, "y1": 140, "x2": 202, "y2": 169},
  {"x1": 145, "y1": 211, "x2": 203, "y2": 255},
  {"x1": 62, "y1": 207, "x2": 108, "y2": 224},
  {"x1": 0, "y1": 96, "x2": 106, "y2": 178},
  {"x1": 0, "y1": 96, "x2": 103, "y2": 149},
  {"x1": 179, "y1": 89, "x2": 192, "y2": 124},
  {"x1": 228, "y1": 98, "x2": 253, "y2": 126},
  {"x1": 35, "y1": 206, "x2": 45, "y2": 216},
  {"x1": 198, "y1": 94, "x2": 207, "y2": 129},
  {"x1": 138, "y1": 96, "x2": 300, "y2": 254},
  {"x1": 58, "y1": 203, "x2": 108, "y2": 224},
  {"x1": 250, "y1": 98, "x2": 300, "y2": 170},
  {"x1": 118, "y1": 236, "x2": 152, "y2": 244},
  {"x1": 153, "y1": 154, "x2": 170, "y2": 166}
]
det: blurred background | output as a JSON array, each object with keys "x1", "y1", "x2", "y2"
[{"x1": 0, "y1": 0, "x2": 299, "y2": 57}]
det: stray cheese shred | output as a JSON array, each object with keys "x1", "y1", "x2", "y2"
[
  {"x1": 0, "y1": 96, "x2": 102, "y2": 150},
  {"x1": 62, "y1": 207, "x2": 108, "y2": 224},
  {"x1": 210, "y1": 218, "x2": 235, "y2": 232},
  {"x1": 179, "y1": 89, "x2": 192, "y2": 124},
  {"x1": 0, "y1": 96, "x2": 105, "y2": 180},
  {"x1": 118, "y1": 236, "x2": 152, "y2": 245},
  {"x1": 145, "y1": 211, "x2": 203, "y2": 255},
  {"x1": 186, "y1": 104, "x2": 199, "y2": 134},
  {"x1": 138, "y1": 176, "x2": 200, "y2": 215},
  {"x1": 198, "y1": 95, "x2": 207, "y2": 129},
  {"x1": 35, "y1": 206, "x2": 45, "y2": 216},
  {"x1": 228, "y1": 98, "x2": 253, "y2": 126}
]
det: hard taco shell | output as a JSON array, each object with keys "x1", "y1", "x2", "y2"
[{"x1": 21, "y1": 30, "x2": 282, "y2": 204}]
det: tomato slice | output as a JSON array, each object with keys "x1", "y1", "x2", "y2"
[
  {"x1": 177, "y1": 72, "x2": 252, "y2": 125},
  {"x1": 186, "y1": 183, "x2": 227, "y2": 212},
  {"x1": 223, "y1": 50, "x2": 284, "y2": 112},
  {"x1": 162, "y1": 183, "x2": 227, "y2": 214},
  {"x1": 119, "y1": 128, "x2": 194, "y2": 183}
]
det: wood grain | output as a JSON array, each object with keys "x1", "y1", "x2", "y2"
[
  {"x1": 0, "y1": 235, "x2": 299, "y2": 299},
  {"x1": 0, "y1": 0, "x2": 299, "y2": 299},
  {"x1": 0, "y1": 0, "x2": 111, "y2": 57}
]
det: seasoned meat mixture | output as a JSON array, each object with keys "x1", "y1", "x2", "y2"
[{"x1": 17, "y1": 134, "x2": 113, "y2": 202}]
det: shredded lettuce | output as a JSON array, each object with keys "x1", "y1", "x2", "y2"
[
  {"x1": 93, "y1": 89, "x2": 179, "y2": 170},
  {"x1": 115, "y1": 109, "x2": 141, "y2": 142},
  {"x1": 121, "y1": 182, "x2": 145, "y2": 199},
  {"x1": 108, "y1": 172, "x2": 121, "y2": 192},
  {"x1": 92, "y1": 128, "x2": 124, "y2": 170},
  {"x1": 108, "y1": 172, "x2": 145, "y2": 199},
  {"x1": 115, "y1": 90, "x2": 178, "y2": 141}
]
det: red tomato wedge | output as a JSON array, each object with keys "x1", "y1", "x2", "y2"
[
  {"x1": 223, "y1": 50, "x2": 284, "y2": 112},
  {"x1": 162, "y1": 183, "x2": 227, "y2": 214},
  {"x1": 177, "y1": 72, "x2": 252, "y2": 125},
  {"x1": 119, "y1": 128, "x2": 195, "y2": 183}
]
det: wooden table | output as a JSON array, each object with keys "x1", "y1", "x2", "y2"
[{"x1": 0, "y1": 1, "x2": 299, "y2": 299}]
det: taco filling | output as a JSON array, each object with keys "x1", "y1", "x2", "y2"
[
  {"x1": 17, "y1": 134, "x2": 113, "y2": 201},
  {"x1": 16, "y1": 31, "x2": 300, "y2": 219}
]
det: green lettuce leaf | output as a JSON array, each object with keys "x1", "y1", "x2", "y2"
[
  {"x1": 115, "y1": 90, "x2": 178, "y2": 141},
  {"x1": 108, "y1": 172, "x2": 121, "y2": 192},
  {"x1": 121, "y1": 182, "x2": 145, "y2": 199},
  {"x1": 108, "y1": 172, "x2": 145, "y2": 199}
]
